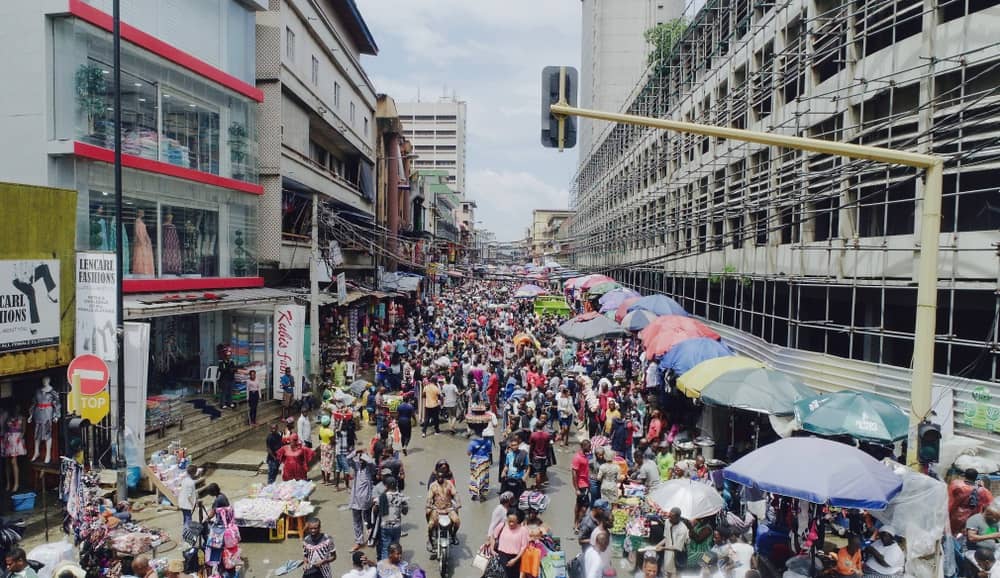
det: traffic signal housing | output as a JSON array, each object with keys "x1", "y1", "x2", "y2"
[
  {"x1": 541, "y1": 66, "x2": 578, "y2": 150},
  {"x1": 917, "y1": 420, "x2": 941, "y2": 464}
]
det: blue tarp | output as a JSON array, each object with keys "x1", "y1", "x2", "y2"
[
  {"x1": 658, "y1": 337, "x2": 732, "y2": 374},
  {"x1": 723, "y1": 437, "x2": 904, "y2": 510},
  {"x1": 627, "y1": 294, "x2": 688, "y2": 317}
]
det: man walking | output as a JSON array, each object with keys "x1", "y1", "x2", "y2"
[
  {"x1": 218, "y1": 346, "x2": 237, "y2": 410},
  {"x1": 421, "y1": 378, "x2": 442, "y2": 437},
  {"x1": 266, "y1": 423, "x2": 283, "y2": 484},
  {"x1": 348, "y1": 451, "x2": 376, "y2": 551}
]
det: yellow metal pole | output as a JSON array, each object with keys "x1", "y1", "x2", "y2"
[{"x1": 553, "y1": 103, "x2": 943, "y2": 462}]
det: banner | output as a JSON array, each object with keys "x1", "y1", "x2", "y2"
[
  {"x1": 273, "y1": 304, "x2": 306, "y2": 399},
  {"x1": 75, "y1": 252, "x2": 117, "y2": 360},
  {"x1": 0, "y1": 260, "x2": 60, "y2": 353},
  {"x1": 124, "y1": 322, "x2": 150, "y2": 450},
  {"x1": 337, "y1": 273, "x2": 347, "y2": 304}
]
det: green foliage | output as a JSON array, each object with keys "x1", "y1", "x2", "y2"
[
  {"x1": 74, "y1": 63, "x2": 108, "y2": 119},
  {"x1": 709, "y1": 264, "x2": 751, "y2": 286},
  {"x1": 644, "y1": 19, "x2": 688, "y2": 70}
]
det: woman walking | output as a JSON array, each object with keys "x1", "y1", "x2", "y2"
[
  {"x1": 317, "y1": 416, "x2": 335, "y2": 486},
  {"x1": 275, "y1": 434, "x2": 315, "y2": 481},
  {"x1": 468, "y1": 429, "x2": 492, "y2": 502},
  {"x1": 491, "y1": 509, "x2": 530, "y2": 578}
]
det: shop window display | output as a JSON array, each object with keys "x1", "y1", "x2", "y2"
[
  {"x1": 163, "y1": 204, "x2": 219, "y2": 277},
  {"x1": 160, "y1": 89, "x2": 220, "y2": 175}
]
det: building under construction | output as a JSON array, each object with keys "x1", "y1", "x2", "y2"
[{"x1": 572, "y1": 0, "x2": 1000, "y2": 444}]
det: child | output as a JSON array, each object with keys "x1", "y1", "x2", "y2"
[{"x1": 519, "y1": 528, "x2": 545, "y2": 578}]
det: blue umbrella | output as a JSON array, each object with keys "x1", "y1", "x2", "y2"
[
  {"x1": 599, "y1": 287, "x2": 641, "y2": 312},
  {"x1": 658, "y1": 338, "x2": 732, "y2": 374},
  {"x1": 628, "y1": 294, "x2": 688, "y2": 317},
  {"x1": 723, "y1": 437, "x2": 903, "y2": 510},
  {"x1": 621, "y1": 309, "x2": 658, "y2": 332}
]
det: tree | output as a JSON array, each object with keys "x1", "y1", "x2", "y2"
[{"x1": 644, "y1": 19, "x2": 688, "y2": 71}]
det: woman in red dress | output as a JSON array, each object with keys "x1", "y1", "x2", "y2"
[{"x1": 276, "y1": 434, "x2": 315, "y2": 481}]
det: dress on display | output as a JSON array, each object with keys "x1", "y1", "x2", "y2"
[
  {"x1": 3, "y1": 417, "x2": 27, "y2": 457},
  {"x1": 131, "y1": 216, "x2": 155, "y2": 276},
  {"x1": 31, "y1": 388, "x2": 60, "y2": 442},
  {"x1": 109, "y1": 218, "x2": 130, "y2": 275},
  {"x1": 162, "y1": 220, "x2": 182, "y2": 274}
]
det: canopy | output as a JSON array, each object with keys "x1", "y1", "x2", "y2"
[
  {"x1": 641, "y1": 317, "x2": 721, "y2": 357},
  {"x1": 677, "y1": 356, "x2": 765, "y2": 398},
  {"x1": 599, "y1": 288, "x2": 641, "y2": 312},
  {"x1": 723, "y1": 437, "x2": 904, "y2": 510},
  {"x1": 793, "y1": 391, "x2": 909, "y2": 443},
  {"x1": 557, "y1": 311, "x2": 627, "y2": 341},
  {"x1": 614, "y1": 297, "x2": 642, "y2": 322},
  {"x1": 621, "y1": 309, "x2": 659, "y2": 332},
  {"x1": 658, "y1": 338, "x2": 733, "y2": 375},
  {"x1": 699, "y1": 368, "x2": 817, "y2": 416},
  {"x1": 514, "y1": 284, "x2": 548, "y2": 298},
  {"x1": 628, "y1": 294, "x2": 688, "y2": 317},
  {"x1": 586, "y1": 280, "x2": 622, "y2": 296},
  {"x1": 647, "y1": 479, "x2": 725, "y2": 520}
]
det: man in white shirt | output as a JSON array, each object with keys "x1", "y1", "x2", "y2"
[
  {"x1": 297, "y1": 409, "x2": 312, "y2": 448},
  {"x1": 441, "y1": 380, "x2": 460, "y2": 433},
  {"x1": 177, "y1": 465, "x2": 197, "y2": 536},
  {"x1": 863, "y1": 526, "x2": 905, "y2": 577},
  {"x1": 585, "y1": 530, "x2": 610, "y2": 578},
  {"x1": 654, "y1": 508, "x2": 690, "y2": 578}
]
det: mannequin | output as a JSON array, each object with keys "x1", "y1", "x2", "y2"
[
  {"x1": 161, "y1": 212, "x2": 181, "y2": 274},
  {"x1": 132, "y1": 208, "x2": 155, "y2": 276},
  {"x1": 182, "y1": 218, "x2": 200, "y2": 274},
  {"x1": 3, "y1": 407, "x2": 26, "y2": 492},
  {"x1": 29, "y1": 377, "x2": 60, "y2": 463}
]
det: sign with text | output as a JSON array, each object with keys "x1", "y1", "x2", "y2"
[
  {"x1": 273, "y1": 304, "x2": 305, "y2": 399},
  {"x1": 337, "y1": 273, "x2": 347, "y2": 304},
  {"x1": 67, "y1": 353, "x2": 111, "y2": 423},
  {"x1": 75, "y1": 252, "x2": 117, "y2": 360},
  {"x1": 0, "y1": 260, "x2": 60, "y2": 353}
]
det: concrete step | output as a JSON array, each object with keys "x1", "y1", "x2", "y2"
[{"x1": 145, "y1": 400, "x2": 283, "y2": 464}]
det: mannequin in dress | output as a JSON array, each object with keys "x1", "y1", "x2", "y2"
[
  {"x1": 3, "y1": 406, "x2": 26, "y2": 492},
  {"x1": 131, "y1": 208, "x2": 155, "y2": 276},
  {"x1": 161, "y1": 212, "x2": 181, "y2": 274},
  {"x1": 29, "y1": 377, "x2": 60, "y2": 463}
]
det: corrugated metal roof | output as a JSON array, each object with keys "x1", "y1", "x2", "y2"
[{"x1": 124, "y1": 288, "x2": 296, "y2": 319}]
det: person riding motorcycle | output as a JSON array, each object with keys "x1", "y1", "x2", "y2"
[{"x1": 426, "y1": 468, "x2": 461, "y2": 557}]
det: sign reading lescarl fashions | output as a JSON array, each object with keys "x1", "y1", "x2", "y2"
[
  {"x1": 0, "y1": 260, "x2": 60, "y2": 353},
  {"x1": 273, "y1": 304, "x2": 305, "y2": 399},
  {"x1": 75, "y1": 252, "x2": 117, "y2": 361}
]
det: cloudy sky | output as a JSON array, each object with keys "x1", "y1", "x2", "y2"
[{"x1": 355, "y1": 0, "x2": 582, "y2": 242}]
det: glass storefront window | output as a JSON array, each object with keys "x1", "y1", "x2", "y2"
[{"x1": 54, "y1": 17, "x2": 259, "y2": 183}]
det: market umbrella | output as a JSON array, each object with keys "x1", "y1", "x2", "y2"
[
  {"x1": 700, "y1": 368, "x2": 817, "y2": 416},
  {"x1": 348, "y1": 379, "x2": 370, "y2": 396},
  {"x1": 563, "y1": 276, "x2": 588, "y2": 289},
  {"x1": 557, "y1": 311, "x2": 627, "y2": 341},
  {"x1": 586, "y1": 280, "x2": 622, "y2": 296},
  {"x1": 676, "y1": 356, "x2": 766, "y2": 398},
  {"x1": 647, "y1": 479, "x2": 726, "y2": 520},
  {"x1": 628, "y1": 294, "x2": 688, "y2": 317},
  {"x1": 793, "y1": 391, "x2": 909, "y2": 443},
  {"x1": 615, "y1": 297, "x2": 642, "y2": 322},
  {"x1": 513, "y1": 332, "x2": 542, "y2": 349},
  {"x1": 621, "y1": 309, "x2": 659, "y2": 332},
  {"x1": 641, "y1": 318, "x2": 721, "y2": 357},
  {"x1": 598, "y1": 288, "x2": 641, "y2": 312},
  {"x1": 723, "y1": 437, "x2": 904, "y2": 509},
  {"x1": 514, "y1": 284, "x2": 547, "y2": 298},
  {"x1": 658, "y1": 338, "x2": 733, "y2": 375},
  {"x1": 579, "y1": 275, "x2": 617, "y2": 291}
]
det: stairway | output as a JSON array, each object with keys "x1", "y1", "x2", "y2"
[{"x1": 144, "y1": 398, "x2": 283, "y2": 464}]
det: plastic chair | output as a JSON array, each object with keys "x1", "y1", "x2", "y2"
[{"x1": 201, "y1": 366, "x2": 219, "y2": 395}]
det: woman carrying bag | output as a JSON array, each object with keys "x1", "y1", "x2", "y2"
[{"x1": 488, "y1": 509, "x2": 530, "y2": 578}]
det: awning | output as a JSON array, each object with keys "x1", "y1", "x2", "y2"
[
  {"x1": 124, "y1": 287, "x2": 297, "y2": 320},
  {"x1": 380, "y1": 272, "x2": 422, "y2": 292}
]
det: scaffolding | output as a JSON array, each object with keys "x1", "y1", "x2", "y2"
[{"x1": 571, "y1": 0, "x2": 1000, "y2": 384}]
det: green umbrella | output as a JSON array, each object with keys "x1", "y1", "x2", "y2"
[
  {"x1": 587, "y1": 281, "x2": 622, "y2": 296},
  {"x1": 700, "y1": 368, "x2": 817, "y2": 416},
  {"x1": 793, "y1": 390, "x2": 908, "y2": 443}
]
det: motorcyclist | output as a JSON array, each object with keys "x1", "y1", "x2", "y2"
[{"x1": 426, "y1": 469, "x2": 461, "y2": 557}]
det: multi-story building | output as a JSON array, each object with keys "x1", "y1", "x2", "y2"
[
  {"x1": 255, "y1": 0, "x2": 379, "y2": 284},
  {"x1": 0, "y1": 0, "x2": 295, "y2": 459},
  {"x1": 579, "y1": 0, "x2": 683, "y2": 158},
  {"x1": 398, "y1": 98, "x2": 467, "y2": 195},
  {"x1": 530, "y1": 209, "x2": 575, "y2": 263},
  {"x1": 572, "y1": 0, "x2": 1000, "y2": 448},
  {"x1": 375, "y1": 95, "x2": 415, "y2": 272}
]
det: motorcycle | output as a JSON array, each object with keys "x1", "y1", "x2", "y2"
[{"x1": 430, "y1": 512, "x2": 454, "y2": 578}]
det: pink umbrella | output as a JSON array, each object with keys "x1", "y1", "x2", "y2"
[
  {"x1": 641, "y1": 317, "x2": 721, "y2": 357},
  {"x1": 615, "y1": 297, "x2": 641, "y2": 323},
  {"x1": 579, "y1": 275, "x2": 616, "y2": 290}
]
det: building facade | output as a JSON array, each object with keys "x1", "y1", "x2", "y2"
[
  {"x1": 572, "y1": 0, "x2": 1000, "y2": 445},
  {"x1": 530, "y1": 209, "x2": 575, "y2": 263},
  {"x1": 579, "y1": 0, "x2": 683, "y2": 158},
  {"x1": 397, "y1": 98, "x2": 468, "y2": 195}
]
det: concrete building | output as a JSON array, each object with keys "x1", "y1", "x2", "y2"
[
  {"x1": 375, "y1": 94, "x2": 415, "y2": 271},
  {"x1": 579, "y1": 0, "x2": 683, "y2": 159},
  {"x1": 572, "y1": 0, "x2": 1000, "y2": 448},
  {"x1": 397, "y1": 98, "x2": 468, "y2": 195},
  {"x1": 530, "y1": 209, "x2": 575, "y2": 263},
  {"x1": 255, "y1": 0, "x2": 378, "y2": 280}
]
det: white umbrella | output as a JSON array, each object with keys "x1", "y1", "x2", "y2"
[
  {"x1": 647, "y1": 479, "x2": 725, "y2": 520},
  {"x1": 434, "y1": 356, "x2": 452, "y2": 368}
]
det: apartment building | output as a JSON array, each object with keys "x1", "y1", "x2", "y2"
[
  {"x1": 572, "y1": 0, "x2": 1000, "y2": 444},
  {"x1": 530, "y1": 209, "x2": 575, "y2": 264},
  {"x1": 397, "y1": 98, "x2": 468, "y2": 195}
]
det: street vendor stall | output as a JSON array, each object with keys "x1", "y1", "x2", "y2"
[{"x1": 233, "y1": 480, "x2": 316, "y2": 540}]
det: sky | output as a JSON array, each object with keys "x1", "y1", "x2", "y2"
[{"x1": 354, "y1": 0, "x2": 582, "y2": 242}]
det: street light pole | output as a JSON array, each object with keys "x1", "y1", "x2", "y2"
[{"x1": 113, "y1": 0, "x2": 127, "y2": 502}]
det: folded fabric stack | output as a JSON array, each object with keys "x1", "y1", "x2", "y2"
[
  {"x1": 233, "y1": 497, "x2": 286, "y2": 528},
  {"x1": 122, "y1": 129, "x2": 158, "y2": 160},
  {"x1": 251, "y1": 480, "x2": 316, "y2": 502}
]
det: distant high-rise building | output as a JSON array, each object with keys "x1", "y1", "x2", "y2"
[
  {"x1": 578, "y1": 0, "x2": 683, "y2": 160},
  {"x1": 397, "y1": 98, "x2": 467, "y2": 196}
]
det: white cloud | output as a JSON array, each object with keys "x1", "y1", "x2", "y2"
[{"x1": 467, "y1": 169, "x2": 569, "y2": 241}]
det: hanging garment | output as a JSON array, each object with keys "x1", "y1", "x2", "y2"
[
  {"x1": 131, "y1": 217, "x2": 155, "y2": 275},
  {"x1": 162, "y1": 221, "x2": 182, "y2": 274}
]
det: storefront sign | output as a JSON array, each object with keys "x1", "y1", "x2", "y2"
[
  {"x1": 75, "y1": 252, "x2": 117, "y2": 360},
  {"x1": 0, "y1": 260, "x2": 60, "y2": 353},
  {"x1": 273, "y1": 304, "x2": 305, "y2": 399},
  {"x1": 337, "y1": 273, "x2": 347, "y2": 305},
  {"x1": 67, "y1": 353, "x2": 111, "y2": 423},
  {"x1": 329, "y1": 241, "x2": 344, "y2": 266}
]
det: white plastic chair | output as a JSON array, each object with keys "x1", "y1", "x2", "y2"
[{"x1": 201, "y1": 365, "x2": 219, "y2": 394}]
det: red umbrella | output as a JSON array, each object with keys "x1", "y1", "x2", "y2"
[
  {"x1": 615, "y1": 297, "x2": 641, "y2": 323},
  {"x1": 641, "y1": 317, "x2": 720, "y2": 357}
]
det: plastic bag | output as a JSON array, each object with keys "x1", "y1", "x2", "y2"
[{"x1": 28, "y1": 539, "x2": 75, "y2": 578}]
